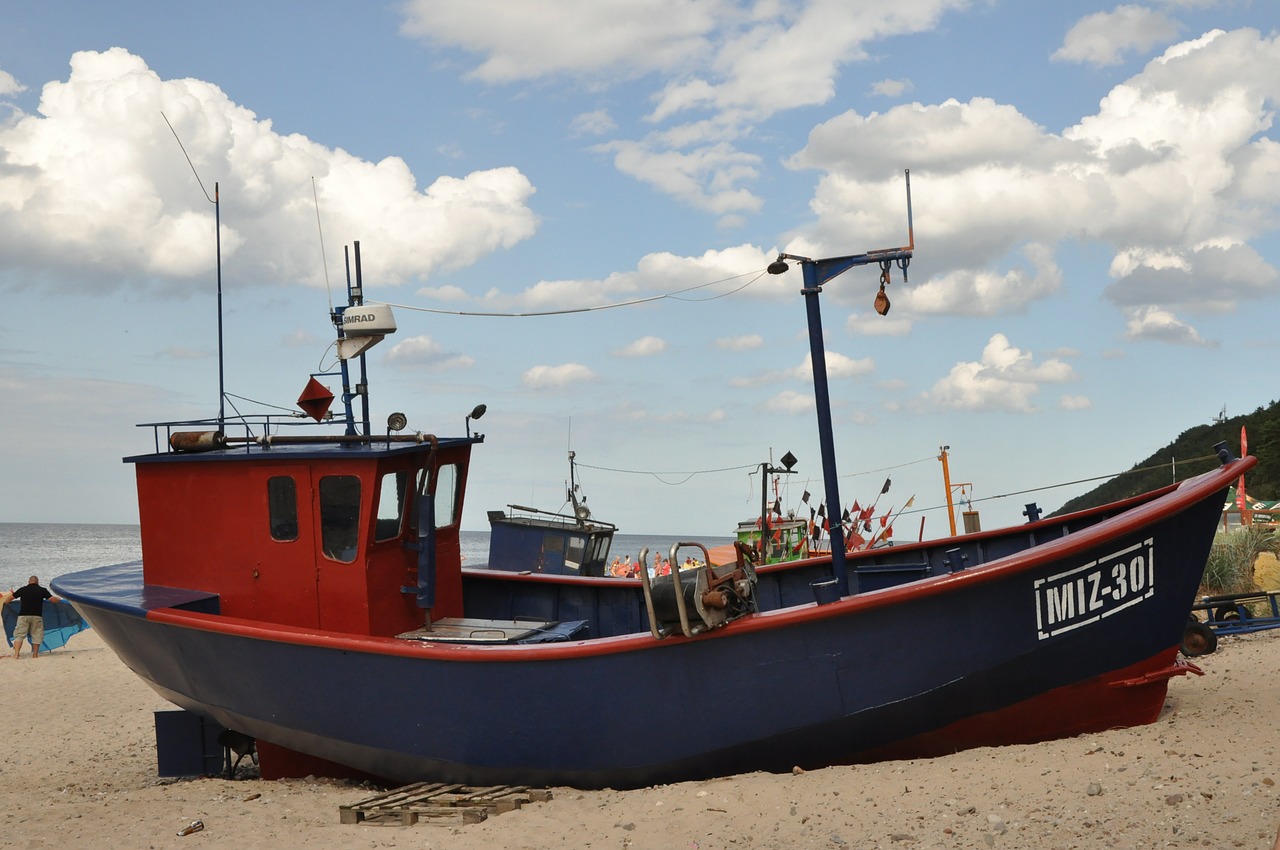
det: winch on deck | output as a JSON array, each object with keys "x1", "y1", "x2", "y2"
[{"x1": 639, "y1": 542, "x2": 759, "y2": 638}]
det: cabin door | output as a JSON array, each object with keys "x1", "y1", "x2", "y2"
[
  {"x1": 247, "y1": 465, "x2": 322, "y2": 629},
  {"x1": 310, "y1": 466, "x2": 371, "y2": 633}
]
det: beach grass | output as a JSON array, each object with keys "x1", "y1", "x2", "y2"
[{"x1": 1201, "y1": 525, "x2": 1280, "y2": 617}]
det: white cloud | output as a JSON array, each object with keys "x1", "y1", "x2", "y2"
[
  {"x1": 815, "y1": 350, "x2": 875, "y2": 380},
  {"x1": 847, "y1": 311, "x2": 912, "y2": 336},
  {"x1": 716, "y1": 334, "x2": 763, "y2": 351},
  {"x1": 790, "y1": 28, "x2": 1280, "y2": 322},
  {"x1": 1121, "y1": 306, "x2": 1216, "y2": 346},
  {"x1": 384, "y1": 335, "x2": 476, "y2": 370},
  {"x1": 395, "y1": 8, "x2": 1280, "y2": 331},
  {"x1": 596, "y1": 137, "x2": 763, "y2": 218},
  {"x1": 645, "y1": 0, "x2": 965, "y2": 123},
  {"x1": 522, "y1": 362, "x2": 598, "y2": 387},
  {"x1": 479, "y1": 243, "x2": 781, "y2": 312},
  {"x1": 282, "y1": 328, "x2": 319, "y2": 348},
  {"x1": 1059, "y1": 394, "x2": 1092, "y2": 410},
  {"x1": 764, "y1": 389, "x2": 813, "y2": 414},
  {"x1": 414, "y1": 284, "x2": 471, "y2": 303},
  {"x1": 0, "y1": 49, "x2": 538, "y2": 294},
  {"x1": 1052, "y1": 5, "x2": 1182, "y2": 67},
  {"x1": 0, "y1": 68, "x2": 25, "y2": 97},
  {"x1": 736, "y1": 349, "x2": 874, "y2": 389},
  {"x1": 920, "y1": 333, "x2": 1076, "y2": 413},
  {"x1": 900, "y1": 244, "x2": 1063, "y2": 316},
  {"x1": 570, "y1": 110, "x2": 617, "y2": 136},
  {"x1": 614, "y1": 335, "x2": 667, "y2": 357},
  {"x1": 400, "y1": 0, "x2": 720, "y2": 82},
  {"x1": 1105, "y1": 241, "x2": 1278, "y2": 312},
  {"x1": 401, "y1": 0, "x2": 966, "y2": 219},
  {"x1": 403, "y1": 0, "x2": 963, "y2": 120},
  {"x1": 790, "y1": 97, "x2": 1065, "y2": 180},
  {"x1": 870, "y1": 78, "x2": 913, "y2": 97}
]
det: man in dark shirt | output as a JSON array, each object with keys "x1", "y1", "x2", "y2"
[{"x1": 10, "y1": 575, "x2": 62, "y2": 659}]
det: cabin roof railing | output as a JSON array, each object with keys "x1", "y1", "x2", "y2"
[
  {"x1": 498, "y1": 503, "x2": 619, "y2": 533},
  {"x1": 134, "y1": 415, "x2": 478, "y2": 458}
]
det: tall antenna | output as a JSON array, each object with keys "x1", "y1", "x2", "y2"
[
  {"x1": 163, "y1": 112, "x2": 226, "y2": 427},
  {"x1": 312, "y1": 176, "x2": 334, "y2": 313},
  {"x1": 215, "y1": 182, "x2": 225, "y2": 428}
]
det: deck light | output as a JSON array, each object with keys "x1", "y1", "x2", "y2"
[{"x1": 467, "y1": 403, "x2": 487, "y2": 438}]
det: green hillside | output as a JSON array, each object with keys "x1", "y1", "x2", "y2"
[{"x1": 1053, "y1": 399, "x2": 1280, "y2": 516}]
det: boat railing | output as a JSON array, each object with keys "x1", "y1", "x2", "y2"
[
  {"x1": 138, "y1": 415, "x2": 322, "y2": 454},
  {"x1": 138, "y1": 415, "x2": 452, "y2": 455},
  {"x1": 499, "y1": 503, "x2": 618, "y2": 531}
]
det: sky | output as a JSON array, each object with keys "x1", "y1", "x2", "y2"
[{"x1": 1, "y1": 1, "x2": 1277, "y2": 541}]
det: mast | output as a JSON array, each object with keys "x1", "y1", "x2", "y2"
[
  {"x1": 757, "y1": 452, "x2": 797, "y2": 560},
  {"x1": 567, "y1": 450, "x2": 591, "y2": 523},
  {"x1": 939, "y1": 446, "x2": 956, "y2": 537},
  {"x1": 335, "y1": 247, "x2": 357, "y2": 435},
  {"x1": 353, "y1": 241, "x2": 372, "y2": 437},
  {"x1": 766, "y1": 170, "x2": 914, "y2": 596},
  {"x1": 214, "y1": 183, "x2": 225, "y2": 429}
]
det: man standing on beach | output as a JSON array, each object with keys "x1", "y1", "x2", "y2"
[{"x1": 10, "y1": 576, "x2": 62, "y2": 659}]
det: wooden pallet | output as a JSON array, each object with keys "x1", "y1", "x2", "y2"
[{"x1": 339, "y1": 782, "x2": 552, "y2": 826}]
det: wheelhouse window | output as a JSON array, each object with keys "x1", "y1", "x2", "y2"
[
  {"x1": 406, "y1": 462, "x2": 463, "y2": 535},
  {"x1": 375, "y1": 471, "x2": 408, "y2": 542},
  {"x1": 434, "y1": 463, "x2": 461, "y2": 529},
  {"x1": 267, "y1": 476, "x2": 298, "y2": 541},
  {"x1": 540, "y1": 532, "x2": 566, "y2": 573},
  {"x1": 319, "y1": 475, "x2": 361, "y2": 562},
  {"x1": 541, "y1": 534, "x2": 565, "y2": 554},
  {"x1": 565, "y1": 535, "x2": 586, "y2": 570},
  {"x1": 589, "y1": 534, "x2": 611, "y2": 565}
]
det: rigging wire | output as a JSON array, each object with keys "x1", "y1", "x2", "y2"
[
  {"x1": 223, "y1": 392, "x2": 307, "y2": 416},
  {"x1": 889, "y1": 453, "x2": 1223, "y2": 519},
  {"x1": 580, "y1": 454, "x2": 936, "y2": 490},
  {"x1": 161, "y1": 112, "x2": 213, "y2": 205},
  {"x1": 576, "y1": 460, "x2": 760, "y2": 486},
  {"x1": 312, "y1": 177, "x2": 334, "y2": 313},
  {"x1": 836, "y1": 454, "x2": 936, "y2": 482},
  {"x1": 372, "y1": 268, "x2": 769, "y2": 319},
  {"x1": 578, "y1": 452, "x2": 1224, "y2": 519}
]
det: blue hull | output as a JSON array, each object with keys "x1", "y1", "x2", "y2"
[{"x1": 54, "y1": 464, "x2": 1236, "y2": 789}]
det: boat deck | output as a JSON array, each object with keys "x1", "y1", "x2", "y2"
[
  {"x1": 396, "y1": 617, "x2": 588, "y2": 645},
  {"x1": 52, "y1": 561, "x2": 220, "y2": 617}
]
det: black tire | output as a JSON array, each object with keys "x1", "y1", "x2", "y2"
[
  {"x1": 1181, "y1": 620, "x2": 1218, "y2": 657},
  {"x1": 1213, "y1": 604, "x2": 1242, "y2": 622}
]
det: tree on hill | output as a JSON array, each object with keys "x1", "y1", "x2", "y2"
[{"x1": 1053, "y1": 399, "x2": 1280, "y2": 517}]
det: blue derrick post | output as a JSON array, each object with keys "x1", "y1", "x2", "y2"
[
  {"x1": 799, "y1": 258, "x2": 851, "y2": 597},
  {"x1": 780, "y1": 170, "x2": 914, "y2": 597}
]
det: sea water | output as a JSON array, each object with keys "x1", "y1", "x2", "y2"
[
  {"x1": 0, "y1": 523, "x2": 734, "y2": 591},
  {"x1": 0, "y1": 523, "x2": 143, "y2": 592}
]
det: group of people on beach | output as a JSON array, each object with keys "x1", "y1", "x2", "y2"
[
  {"x1": 607, "y1": 553, "x2": 704, "y2": 578},
  {"x1": 2, "y1": 575, "x2": 62, "y2": 659}
]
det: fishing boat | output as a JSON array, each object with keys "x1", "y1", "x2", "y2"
[
  {"x1": 708, "y1": 456, "x2": 898, "y2": 568},
  {"x1": 709, "y1": 453, "x2": 816, "y2": 567},
  {"x1": 52, "y1": 182, "x2": 1254, "y2": 790},
  {"x1": 483, "y1": 451, "x2": 618, "y2": 576}
]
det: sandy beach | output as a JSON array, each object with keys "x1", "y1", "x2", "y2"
[{"x1": 2, "y1": 628, "x2": 1277, "y2": 850}]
